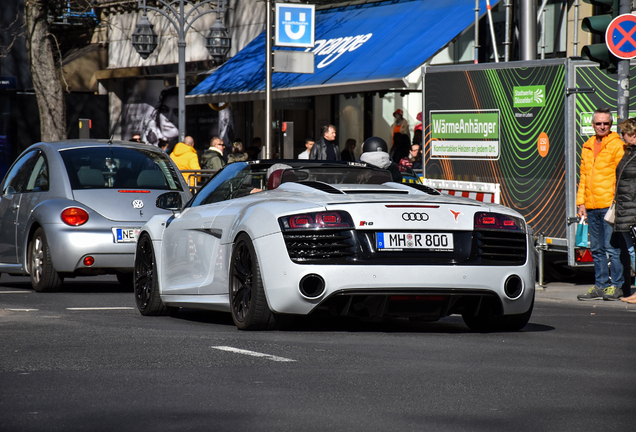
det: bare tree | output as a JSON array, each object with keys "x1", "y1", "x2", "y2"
[{"x1": 24, "y1": 0, "x2": 66, "y2": 141}]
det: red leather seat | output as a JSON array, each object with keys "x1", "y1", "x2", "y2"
[
  {"x1": 267, "y1": 169, "x2": 299, "y2": 190},
  {"x1": 267, "y1": 169, "x2": 284, "y2": 190}
]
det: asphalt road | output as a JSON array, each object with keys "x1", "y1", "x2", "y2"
[{"x1": 1, "y1": 274, "x2": 634, "y2": 432}]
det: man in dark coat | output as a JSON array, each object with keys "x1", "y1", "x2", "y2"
[{"x1": 309, "y1": 125, "x2": 340, "y2": 161}]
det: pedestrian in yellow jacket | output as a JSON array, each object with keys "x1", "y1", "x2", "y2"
[
  {"x1": 170, "y1": 136, "x2": 201, "y2": 187},
  {"x1": 576, "y1": 108, "x2": 625, "y2": 301}
]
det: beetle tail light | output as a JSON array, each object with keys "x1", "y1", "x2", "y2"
[{"x1": 61, "y1": 207, "x2": 89, "y2": 226}]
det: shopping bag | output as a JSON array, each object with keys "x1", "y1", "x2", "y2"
[
  {"x1": 604, "y1": 202, "x2": 616, "y2": 223},
  {"x1": 576, "y1": 217, "x2": 588, "y2": 247}
]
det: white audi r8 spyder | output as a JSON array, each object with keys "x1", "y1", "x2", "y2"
[{"x1": 134, "y1": 160, "x2": 535, "y2": 332}]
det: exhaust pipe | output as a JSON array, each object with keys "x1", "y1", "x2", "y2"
[
  {"x1": 504, "y1": 275, "x2": 523, "y2": 299},
  {"x1": 299, "y1": 274, "x2": 325, "y2": 298}
]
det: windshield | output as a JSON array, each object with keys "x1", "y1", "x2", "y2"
[
  {"x1": 188, "y1": 162, "x2": 394, "y2": 208},
  {"x1": 60, "y1": 146, "x2": 183, "y2": 191}
]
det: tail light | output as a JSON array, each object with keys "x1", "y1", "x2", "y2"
[
  {"x1": 61, "y1": 207, "x2": 89, "y2": 226},
  {"x1": 575, "y1": 248, "x2": 594, "y2": 262},
  {"x1": 279, "y1": 211, "x2": 354, "y2": 230},
  {"x1": 474, "y1": 212, "x2": 525, "y2": 232}
]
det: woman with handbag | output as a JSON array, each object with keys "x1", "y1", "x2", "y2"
[{"x1": 613, "y1": 117, "x2": 636, "y2": 303}]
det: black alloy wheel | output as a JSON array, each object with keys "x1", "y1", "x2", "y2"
[
  {"x1": 134, "y1": 233, "x2": 173, "y2": 316},
  {"x1": 229, "y1": 233, "x2": 276, "y2": 330}
]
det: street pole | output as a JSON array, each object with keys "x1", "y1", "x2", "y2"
[
  {"x1": 519, "y1": 0, "x2": 536, "y2": 60},
  {"x1": 473, "y1": 0, "x2": 479, "y2": 64},
  {"x1": 265, "y1": 0, "x2": 273, "y2": 159},
  {"x1": 617, "y1": 0, "x2": 631, "y2": 127},
  {"x1": 178, "y1": 0, "x2": 186, "y2": 142}
]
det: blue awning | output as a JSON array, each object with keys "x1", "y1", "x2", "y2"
[{"x1": 188, "y1": 0, "x2": 495, "y2": 104}]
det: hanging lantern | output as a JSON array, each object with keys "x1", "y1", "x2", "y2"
[
  {"x1": 132, "y1": 14, "x2": 158, "y2": 60},
  {"x1": 206, "y1": 18, "x2": 231, "y2": 64}
]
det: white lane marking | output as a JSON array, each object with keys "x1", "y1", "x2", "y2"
[
  {"x1": 5, "y1": 308, "x2": 38, "y2": 311},
  {"x1": 66, "y1": 307, "x2": 135, "y2": 311},
  {"x1": 0, "y1": 291, "x2": 32, "y2": 294},
  {"x1": 212, "y1": 346, "x2": 296, "y2": 362}
]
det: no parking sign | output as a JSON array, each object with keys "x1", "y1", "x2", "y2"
[{"x1": 606, "y1": 14, "x2": 636, "y2": 59}]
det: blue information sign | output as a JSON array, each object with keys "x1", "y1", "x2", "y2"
[{"x1": 275, "y1": 3, "x2": 315, "y2": 48}]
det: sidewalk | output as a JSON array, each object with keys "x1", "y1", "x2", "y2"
[{"x1": 535, "y1": 282, "x2": 636, "y2": 309}]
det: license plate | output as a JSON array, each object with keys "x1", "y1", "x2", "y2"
[
  {"x1": 112, "y1": 228, "x2": 141, "y2": 243},
  {"x1": 376, "y1": 232, "x2": 454, "y2": 251}
]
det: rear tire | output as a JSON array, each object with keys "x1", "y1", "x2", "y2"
[
  {"x1": 229, "y1": 233, "x2": 276, "y2": 330},
  {"x1": 501, "y1": 297, "x2": 534, "y2": 331},
  {"x1": 462, "y1": 297, "x2": 533, "y2": 332},
  {"x1": 134, "y1": 233, "x2": 174, "y2": 316},
  {"x1": 28, "y1": 228, "x2": 63, "y2": 292}
]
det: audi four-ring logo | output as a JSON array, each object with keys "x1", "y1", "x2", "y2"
[{"x1": 402, "y1": 212, "x2": 429, "y2": 221}]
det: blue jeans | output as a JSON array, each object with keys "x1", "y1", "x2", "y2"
[
  {"x1": 621, "y1": 231, "x2": 635, "y2": 272},
  {"x1": 587, "y1": 208, "x2": 624, "y2": 288}
]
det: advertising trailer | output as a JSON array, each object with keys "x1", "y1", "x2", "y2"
[{"x1": 422, "y1": 59, "x2": 636, "y2": 279}]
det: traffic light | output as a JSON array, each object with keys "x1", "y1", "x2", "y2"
[{"x1": 581, "y1": 0, "x2": 619, "y2": 73}]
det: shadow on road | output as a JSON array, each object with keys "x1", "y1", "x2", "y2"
[
  {"x1": 170, "y1": 308, "x2": 554, "y2": 334},
  {"x1": 0, "y1": 274, "x2": 131, "y2": 294}
]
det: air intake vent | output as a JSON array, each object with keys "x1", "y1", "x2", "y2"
[
  {"x1": 283, "y1": 230, "x2": 355, "y2": 263},
  {"x1": 402, "y1": 183, "x2": 441, "y2": 195},
  {"x1": 298, "y1": 181, "x2": 345, "y2": 194},
  {"x1": 475, "y1": 231, "x2": 526, "y2": 264},
  {"x1": 344, "y1": 190, "x2": 409, "y2": 194}
]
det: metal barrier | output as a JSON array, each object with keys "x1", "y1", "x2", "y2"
[
  {"x1": 421, "y1": 178, "x2": 501, "y2": 204},
  {"x1": 179, "y1": 169, "x2": 218, "y2": 194}
]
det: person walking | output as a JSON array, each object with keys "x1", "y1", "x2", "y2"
[
  {"x1": 170, "y1": 136, "x2": 201, "y2": 187},
  {"x1": 246, "y1": 137, "x2": 262, "y2": 160},
  {"x1": 201, "y1": 137, "x2": 226, "y2": 170},
  {"x1": 227, "y1": 140, "x2": 249, "y2": 164},
  {"x1": 391, "y1": 109, "x2": 410, "y2": 144},
  {"x1": 613, "y1": 117, "x2": 636, "y2": 303},
  {"x1": 298, "y1": 138, "x2": 314, "y2": 159},
  {"x1": 577, "y1": 108, "x2": 625, "y2": 300},
  {"x1": 309, "y1": 125, "x2": 340, "y2": 161},
  {"x1": 340, "y1": 139, "x2": 356, "y2": 162}
]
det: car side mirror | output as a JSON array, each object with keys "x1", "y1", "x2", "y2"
[{"x1": 156, "y1": 191, "x2": 182, "y2": 211}]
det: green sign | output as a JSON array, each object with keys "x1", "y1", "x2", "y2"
[
  {"x1": 513, "y1": 85, "x2": 545, "y2": 107},
  {"x1": 430, "y1": 112, "x2": 499, "y2": 139}
]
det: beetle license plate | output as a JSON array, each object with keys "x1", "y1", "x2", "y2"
[
  {"x1": 376, "y1": 232, "x2": 454, "y2": 251},
  {"x1": 113, "y1": 228, "x2": 141, "y2": 243}
]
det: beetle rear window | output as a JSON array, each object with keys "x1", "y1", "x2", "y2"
[{"x1": 60, "y1": 147, "x2": 183, "y2": 191}]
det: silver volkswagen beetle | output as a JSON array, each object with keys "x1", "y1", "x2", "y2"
[{"x1": 0, "y1": 140, "x2": 191, "y2": 291}]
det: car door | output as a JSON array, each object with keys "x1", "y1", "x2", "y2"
[
  {"x1": 161, "y1": 203, "x2": 229, "y2": 295},
  {"x1": 15, "y1": 154, "x2": 50, "y2": 262},
  {"x1": 0, "y1": 150, "x2": 42, "y2": 265},
  {"x1": 161, "y1": 162, "x2": 258, "y2": 295}
]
